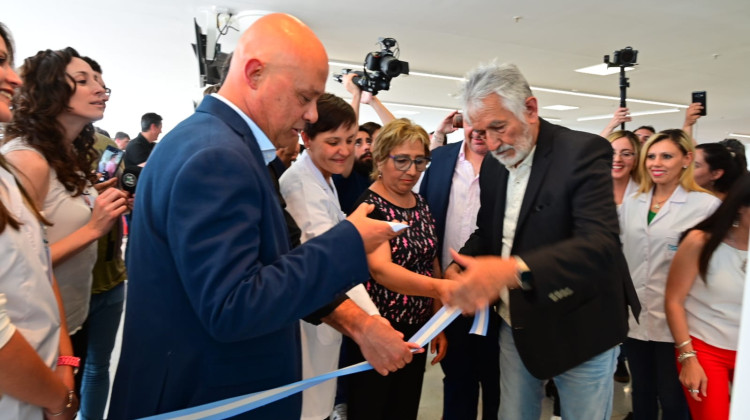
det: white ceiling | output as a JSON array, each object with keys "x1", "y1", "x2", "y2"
[{"x1": 4, "y1": 0, "x2": 749, "y2": 144}]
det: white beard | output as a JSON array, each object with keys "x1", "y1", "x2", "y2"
[{"x1": 490, "y1": 125, "x2": 534, "y2": 168}]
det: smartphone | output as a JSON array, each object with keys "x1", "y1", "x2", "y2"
[
  {"x1": 97, "y1": 145, "x2": 124, "y2": 182},
  {"x1": 692, "y1": 91, "x2": 706, "y2": 116}
]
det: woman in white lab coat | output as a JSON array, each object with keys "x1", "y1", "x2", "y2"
[
  {"x1": 620, "y1": 129, "x2": 720, "y2": 420},
  {"x1": 279, "y1": 93, "x2": 393, "y2": 420}
]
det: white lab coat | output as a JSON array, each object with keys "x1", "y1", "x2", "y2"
[
  {"x1": 279, "y1": 152, "x2": 379, "y2": 420},
  {"x1": 619, "y1": 185, "x2": 720, "y2": 342}
]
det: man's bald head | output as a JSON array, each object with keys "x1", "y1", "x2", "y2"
[{"x1": 219, "y1": 13, "x2": 329, "y2": 148}]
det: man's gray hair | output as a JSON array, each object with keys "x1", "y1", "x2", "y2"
[{"x1": 460, "y1": 61, "x2": 532, "y2": 123}]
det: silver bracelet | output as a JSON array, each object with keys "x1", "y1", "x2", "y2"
[
  {"x1": 45, "y1": 390, "x2": 74, "y2": 417},
  {"x1": 674, "y1": 338, "x2": 692, "y2": 349},
  {"x1": 677, "y1": 350, "x2": 697, "y2": 364}
]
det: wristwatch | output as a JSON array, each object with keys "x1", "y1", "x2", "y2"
[
  {"x1": 57, "y1": 356, "x2": 81, "y2": 375},
  {"x1": 513, "y1": 257, "x2": 533, "y2": 291}
]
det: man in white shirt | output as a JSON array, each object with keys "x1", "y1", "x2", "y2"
[{"x1": 419, "y1": 113, "x2": 499, "y2": 420}]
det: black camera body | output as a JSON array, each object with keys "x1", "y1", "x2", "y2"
[
  {"x1": 334, "y1": 37, "x2": 409, "y2": 95},
  {"x1": 604, "y1": 46, "x2": 638, "y2": 67}
]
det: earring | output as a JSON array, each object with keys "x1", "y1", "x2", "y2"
[
  {"x1": 683, "y1": 165, "x2": 688, "y2": 169},
  {"x1": 733, "y1": 215, "x2": 740, "y2": 228}
]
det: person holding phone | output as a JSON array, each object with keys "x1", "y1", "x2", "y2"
[{"x1": 1, "y1": 47, "x2": 128, "y2": 358}]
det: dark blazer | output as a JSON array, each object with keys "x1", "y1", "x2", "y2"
[
  {"x1": 108, "y1": 96, "x2": 369, "y2": 419},
  {"x1": 459, "y1": 119, "x2": 640, "y2": 379},
  {"x1": 419, "y1": 141, "x2": 462, "y2": 267}
]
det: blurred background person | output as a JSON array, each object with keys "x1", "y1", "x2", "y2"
[
  {"x1": 620, "y1": 129, "x2": 720, "y2": 420},
  {"x1": 0, "y1": 22, "x2": 78, "y2": 419},
  {"x1": 113, "y1": 131, "x2": 129, "y2": 150},
  {"x1": 665, "y1": 173, "x2": 749, "y2": 420}
]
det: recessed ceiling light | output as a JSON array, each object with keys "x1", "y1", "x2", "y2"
[
  {"x1": 729, "y1": 133, "x2": 750, "y2": 139},
  {"x1": 575, "y1": 64, "x2": 635, "y2": 76},
  {"x1": 577, "y1": 108, "x2": 680, "y2": 122},
  {"x1": 394, "y1": 110, "x2": 420, "y2": 115},
  {"x1": 543, "y1": 105, "x2": 579, "y2": 111}
]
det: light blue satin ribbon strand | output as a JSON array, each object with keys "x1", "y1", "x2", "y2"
[
  {"x1": 469, "y1": 307, "x2": 490, "y2": 336},
  {"x1": 139, "y1": 305, "x2": 478, "y2": 420}
]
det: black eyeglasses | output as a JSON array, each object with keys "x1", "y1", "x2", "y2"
[{"x1": 389, "y1": 154, "x2": 431, "y2": 172}]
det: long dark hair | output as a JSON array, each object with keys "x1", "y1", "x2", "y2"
[
  {"x1": 4, "y1": 46, "x2": 97, "y2": 196},
  {"x1": 0, "y1": 22, "x2": 50, "y2": 233},
  {"x1": 696, "y1": 142, "x2": 744, "y2": 193},
  {"x1": 682, "y1": 173, "x2": 750, "y2": 281}
]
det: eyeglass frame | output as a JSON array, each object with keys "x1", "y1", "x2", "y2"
[
  {"x1": 612, "y1": 150, "x2": 636, "y2": 159},
  {"x1": 388, "y1": 154, "x2": 431, "y2": 172}
]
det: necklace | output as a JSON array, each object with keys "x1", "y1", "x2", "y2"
[{"x1": 652, "y1": 197, "x2": 668, "y2": 210}]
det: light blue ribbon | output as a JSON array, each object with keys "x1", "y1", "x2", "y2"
[
  {"x1": 139, "y1": 305, "x2": 479, "y2": 420},
  {"x1": 469, "y1": 307, "x2": 489, "y2": 336}
]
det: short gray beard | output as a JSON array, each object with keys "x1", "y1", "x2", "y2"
[{"x1": 490, "y1": 123, "x2": 533, "y2": 168}]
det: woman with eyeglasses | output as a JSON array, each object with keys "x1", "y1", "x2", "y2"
[
  {"x1": 0, "y1": 23, "x2": 79, "y2": 419},
  {"x1": 1, "y1": 47, "x2": 128, "y2": 372},
  {"x1": 619, "y1": 129, "x2": 720, "y2": 420},
  {"x1": 608, "y1": 130, "x2": 641, "y2": 207},
  {"x1": 341, "y1": 118, "x2": 448, "y2": 420}
]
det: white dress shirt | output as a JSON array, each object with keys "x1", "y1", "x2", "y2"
[
  {"x1": 279, "y1": 152, "x2": 379, "y2": 420},
  {"x1": 498, "y1": 147, "x2": 536, "y2": 325},
  {"x1": 442, "y1": 140, "x2": 481, "y2": 272},
  {"x1": 620, "y1": 185, "x2": 720, "y2": 342}
]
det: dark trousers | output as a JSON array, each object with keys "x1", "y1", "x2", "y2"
[
  {"x1": 440, "y1": 311, "x2": 500, "y2": 420},
  {"x1": 624, "y1": 338, "x2": 690, "y2": 420},
  {"x1": 342, "y1": 322, "x2": 427, "y2": 420}
]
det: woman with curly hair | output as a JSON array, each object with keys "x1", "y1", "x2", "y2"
[{"x1": 1, "y1": 47, "x2": 127, "y2": 342}]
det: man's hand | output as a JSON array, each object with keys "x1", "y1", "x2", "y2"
[
  {"x1": 355, "y1": 315, "x2": 422, "y2": 376},
  {"x1": 347, "y1": 203, "x2": 402, "y2": 254},
  {"x1": 441, "y1": 249, "x2": 518, "y2": 313}
]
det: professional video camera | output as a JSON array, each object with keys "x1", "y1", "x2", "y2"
[
  {"x1": 333, "y1": 37, "x2": 409, "y2": 95},
  {"x1": 604, "y1": 46, "x2": 638, "y2": 68},
  {"x1": 603, "y1": 46, "x2": 639, "y2": 130}
]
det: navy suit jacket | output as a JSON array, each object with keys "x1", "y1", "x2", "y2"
[
  {"x1": 418, "y1": 141, "x2": 462, "y2": 268},
  {"x1": 459, "y1": 119, "x2": 640, "y2": 379},
  {"x1": 108, "y1": 96, "x2": 369, "y2": 419}
]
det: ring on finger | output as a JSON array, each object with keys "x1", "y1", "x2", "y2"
[{"x1": 688, "y1": 389, "x2": 699, "y2": 393}]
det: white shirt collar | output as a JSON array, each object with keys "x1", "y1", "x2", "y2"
[{"x1": 210, "y1": 93, "x2": 277, "y2": 165}]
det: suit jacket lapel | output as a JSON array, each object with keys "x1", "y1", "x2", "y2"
[
  {"x1": 514, "y1": 119, "x2": 555, "y2": 245},
  {"x1": 493, "y1": 161, "x2": 510, "y2": 254}
]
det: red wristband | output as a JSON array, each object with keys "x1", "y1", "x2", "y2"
[{"x1": 57, "y1": 356, "x2": 80, "y2": 369}]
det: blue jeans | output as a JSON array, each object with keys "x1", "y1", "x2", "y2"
[
  {"x1": 499, "y1": 321, "x2": 618, "y2": 420},
  {"x1": 79, "y1": 282, "x2": 126, "y2": 420}
]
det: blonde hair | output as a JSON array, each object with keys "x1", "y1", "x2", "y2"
[
  {"x1": 607, "y1": 130, "x2": 641, "y2": 183},
  {"x1": 370, "y1": 118, "x2": 430, "y2": 180},
  {"x1": 637, "y1": 129, "x2": 706, "y2": 194}
]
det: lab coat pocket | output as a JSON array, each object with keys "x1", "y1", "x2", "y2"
[{"x1": 665, "y1": 235, "x2": 679, "y2": 260}]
